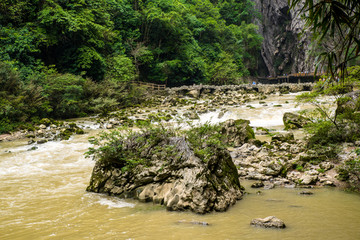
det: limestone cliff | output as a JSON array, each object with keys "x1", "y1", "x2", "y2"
[{"x1": 253, "y1": 0, "x2": 315, "y2": 76}]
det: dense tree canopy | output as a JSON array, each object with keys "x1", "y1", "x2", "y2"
[
  {"x1": 0, "y1": 0, "x2": 262, "y2": 85},
  {"x1": 0, "y1": 0, "x2": 262, "y2": 133}
]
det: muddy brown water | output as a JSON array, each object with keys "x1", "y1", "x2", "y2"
[{"x1": 1, "y1": 93, "x2": 359, "y2": 239}]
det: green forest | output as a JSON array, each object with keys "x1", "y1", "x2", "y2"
[{"x1": 0, "y1": 0, "x2": 262, "y2": 132}]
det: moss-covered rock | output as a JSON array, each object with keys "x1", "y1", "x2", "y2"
[
  {"x1": 60, "y1": 129, "x2": 74, "y2": 140},
  {"x1": 39, "y1": 118, "x2": 52, "y2": 126},
  {"x1": 283, "y1": 112, "x2": 311, "y2": 130},
  {"x1": 221, "y1": 119, "x2": 255, "y2": 147},
  {"x1": 75, "y1": 128, "x2": 85, "y2": 134},
  {"x1": 271, "y1": 132, "x2": 295, "y2": 143},
  {"x1": 336, "y1": 90, "x2": 360, "y2": 117},
  {"x1": 86, "y1": 130, "x2": 243, "y2": 214}
]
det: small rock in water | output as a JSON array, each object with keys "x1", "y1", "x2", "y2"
[
  {"x1": 265, "y1": 199, "x2": 284, "y2": 202},
  {"x1": 27, "y1": 146, "x2": 38, "y2": 151},
  {"x1": 251, "y1": 181, "x2": 264, "y2": 188},
  {"x1": 264, "y1": 183, "x2": 275, "y2": 189},
  {"x1": 323, "y1": 180, "x2": 335, "y2": 186},
  {"x1": 288, "y1": 205, "x2": 302, "y2": 208},
  {"x1": 177, "y1": 220, "x2": 209, "y2": 226},
  {"x1": 37, "y1": 139, "x2": 48, "y2": 144},
  {"x1": 299, "y1": 190, "x2": 313, "y2": 195},
  {"x1": 218, "y1": 111, "x2": 225, "y2": 119},
  {"x1": 250, "y1": 216, "x2": 286, "y2": 229}
]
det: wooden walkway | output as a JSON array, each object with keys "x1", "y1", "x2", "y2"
[
  {"x1": 130, "y1": 72, "x2": 325, "y2": 88},
  {"x1": 131, "y1": 81, "x2": 166, "y2": 90},
  {"x1": 257, "y1": 72, "x2": 324, "y2": 84}
]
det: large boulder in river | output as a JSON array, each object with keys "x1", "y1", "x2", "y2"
[
  {"x1": 86, "y1": 130, "x2": 243, "y2": 214},
  {"x1": 250, "y1": 216, "x2": 286, "y2": 229},
  {"x1": 283, "y1": 112, "x2": 311, "y2": 130},
  {"x1": 221, "y1": 119, "x2": 255, "y2": 147}
]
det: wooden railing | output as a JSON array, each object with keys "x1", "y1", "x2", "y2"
[
  {"x1": 131, "y1": 81, "x2": 166, "y2": 90},
  {"x1": 256, "y1": 71, "x2": 328, "y2": 84},
  {"x1": 266, "y1": 72, "x2": 325, "y2": 79}
]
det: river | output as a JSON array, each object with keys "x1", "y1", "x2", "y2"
[{"x1": 1, "y1": 92, "x2": 359, "y2": 240}]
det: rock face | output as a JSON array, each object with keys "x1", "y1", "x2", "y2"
[
  {"x1": 283, "y1": 112, "x2": 311, "y2": 130},
  {"x1": 250, "y1": 216, "x2": 286, "y2": 229},
  {"x1": 253, "y1": 0, "x2": 314, "y2": 76},
  {"x1": 87, "y1": 135, "x2": 243, "y2": 214}
]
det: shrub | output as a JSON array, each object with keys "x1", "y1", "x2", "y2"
[
  {"x1": 39, "y1": 73, "x2": 87, "y2": 118},
  {"x1": 86, "y1": 123, "x2": 229, "y2": 169},
  {"x1": 337, "y1": 148, "x2": 360, "y2": 190},
  {"x1": 86, "y1": 126, "x2": 177, "y2": 170},
  {"x1": 0, "y1": 61, "x2": 22, "y2": 94}
]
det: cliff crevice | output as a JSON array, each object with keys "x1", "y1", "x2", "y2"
[{"x1": 253, "y1": 0, "x2": 315, "y2": 76}]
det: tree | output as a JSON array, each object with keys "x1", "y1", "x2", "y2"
[{"x1": 289, "y1": 0, "x2": 360, "y2": 81}]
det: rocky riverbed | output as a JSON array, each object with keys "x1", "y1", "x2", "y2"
[
  {"x1": 2, "y1": 83, "x2": 359, "y2": 193},
  {"x1": 2, "y1": 83, "x2": 360, "y2": 239}
]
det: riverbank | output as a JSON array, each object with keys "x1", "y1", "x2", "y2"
[
  {"x1": 1, "y1": 82, "x2": 358, "y2": 191},
  {"x1": 0, "y1": 83, "x2": 314, "y2": 142}
]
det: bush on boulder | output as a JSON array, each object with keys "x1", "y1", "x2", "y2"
[{"x1": 86, "y1": 127, "x2": 243, "y2": 214}]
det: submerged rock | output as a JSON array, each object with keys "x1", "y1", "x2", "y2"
[
  {"x1": 87, "y1": 133, "x2": 243, "y2": 214},
  {"x1": 250, "y1": 216, "x2": 286, "y2": 229},
  {"x1": 263, "y1": 183, "x2": 275, "y2": 190},
  {"x1": 177, "y1": 220, "x2": 209, "y2": 226},
  {"x1": 299, "y1": 190, "x2": 313, "y2": 195},
  {"x1": 251, "y1": 181, "x2": 264, "y2": 188}
]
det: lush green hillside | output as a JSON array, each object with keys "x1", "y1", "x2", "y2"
[
  {"x1": 0, "y1": 0, "x2": 261, "y2": 132},
  {"x1": 0, "y1": 0, "x2": 262, "y2": 132},
  {"x1": 0, "y1": 0, "x2": 262, "y2": 85}
]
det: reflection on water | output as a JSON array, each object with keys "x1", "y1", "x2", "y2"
[{"x1": 0, "y1": 93, "x2": 359, "y2": 240}]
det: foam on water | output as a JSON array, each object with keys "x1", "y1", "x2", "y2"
[
  {"x1": 98, "y1": 198, "x2": 136, "y2": 209},
  {"x1": 198, "y1": 110, "x2": 223, "y2": 125},
  {"x1": 85, "y1": 193, "x2": 136, "y2": 209},
  {"x1": 193, "y1": 102, "x2": 302, "y2": 128},
  {"x1": 0, "y1": 138, "x2": 93, "y2": 178}
]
